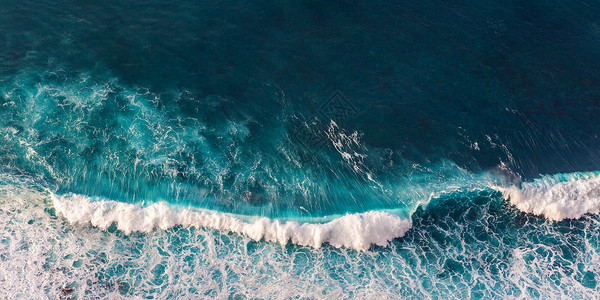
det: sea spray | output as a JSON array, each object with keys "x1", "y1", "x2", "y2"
[{"x1": 499, "y1": 172, "x2": 600, "y2": 221}]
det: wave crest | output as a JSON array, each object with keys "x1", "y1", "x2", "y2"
[{"x1": 52, "y1": 193, "x2": 412, "y2": 250}]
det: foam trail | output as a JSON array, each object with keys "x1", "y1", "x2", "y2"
[
  {"x1": 499, "y1": 171, "x2": 600, "y2": 221},
  {"x1": 52, "y1": 194, "x2": 412, "y2": 250}
]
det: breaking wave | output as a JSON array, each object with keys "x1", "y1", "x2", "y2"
[
  {"x1": 500, "y1": 171, "x2": 600, "y2": 221},
  {"x1": 52, "y1": 193, "x2": 412, "y2": 250}
]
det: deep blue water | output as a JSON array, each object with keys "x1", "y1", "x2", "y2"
[{"x1": 1, "y1": 0, "x2": 600, "y2": 298}]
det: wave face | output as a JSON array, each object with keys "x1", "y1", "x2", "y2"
[{"x1": 1, "y1": 0, "x2": 600, "y2": 297}]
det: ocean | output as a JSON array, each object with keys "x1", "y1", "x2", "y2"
[{"x1": 1, "y1": 0, "x2": 600, "y2": 298}]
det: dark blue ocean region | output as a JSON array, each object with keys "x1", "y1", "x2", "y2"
[{"x1": 0, "y1": 0, "x2": 600, "y2": 298}]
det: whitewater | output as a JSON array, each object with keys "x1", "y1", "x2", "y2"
[
  {"x1": 45, "y1": 171, "x2": 600, "y2": 252},
  {"x1": 3, "y1": 170, "x2": 600, "y2": 298}
]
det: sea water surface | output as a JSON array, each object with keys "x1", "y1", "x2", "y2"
[{"x1": 1, "y1": 0, "x2": 600, "y2": 298}]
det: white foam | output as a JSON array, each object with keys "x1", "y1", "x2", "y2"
[
  {"x1": 52, "y1": 194, "x2": 412, "y2": 250},
  {"x1": 498, "y1": 172, "x2": 600, "y2": 221}
]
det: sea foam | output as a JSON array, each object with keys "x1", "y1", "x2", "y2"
[
  {"x1": 499, "y1": 172, "x2": 600, "y2": 221},
  {"x1": 52, "y1": 193, "x2": 412, "y2": 250}
]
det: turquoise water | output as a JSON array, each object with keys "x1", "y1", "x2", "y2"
[{"x1": 1, "y1": 0, "x2": 600, "y2": 298}]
